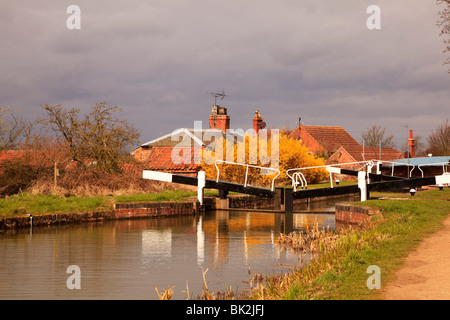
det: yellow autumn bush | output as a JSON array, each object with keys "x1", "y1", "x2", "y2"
[{"x1": 200, "y1": 132, "x2": 327, "y2": 188}]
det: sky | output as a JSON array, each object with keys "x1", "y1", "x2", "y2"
[{"x1": 1, "y1": 0, "x2": 449, "y2": 149}]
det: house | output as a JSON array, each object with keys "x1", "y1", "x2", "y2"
[
  {"x1": 288, "y1": 124, "x2": 403, "y2": 170},
  {"x1": 288, "y1": 125, "x2": 362, "y2": 158},
  {"x1": 133, "y1": 105, "x2": 265, "y2": 176},
  {"x1": 133, "y1": 127, "x2": 237, "y2": 176}
]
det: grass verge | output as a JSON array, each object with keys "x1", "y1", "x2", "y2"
[{"x1": 247, "y1": 188, "x2": 450, "y2": 300}]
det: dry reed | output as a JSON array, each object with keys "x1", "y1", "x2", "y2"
[
  {"x1": 251, "y1": 219, "x2": 389, "y2": 299},
  {"x1": 154, "y1": 285, "x2": 175, "y2": 300}
]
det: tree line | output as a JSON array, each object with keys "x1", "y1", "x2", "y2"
[
  {"x1": 1, "y1": 102, "x2": 140, "y2": 172},
  {"x1": 361, "y1": 122, "x2": 450, "y2": 157},
  {"x1": 0, "y1": 102, "x2": 148, "y2": 197}
]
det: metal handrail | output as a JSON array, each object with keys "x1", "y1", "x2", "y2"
[
  {"x1": 286, "y1": 161, "x2": 372, "y2": 190},
  {"x1": 286, "y1": 161, "x2": 371, "y2": 178},
  {"x1": 370, "y1": 160, "x2": 416, "y2": 177},
  {"x1": 292, "y1": 171, "x2": 307, "y2": 191},
  {"x1": 214, "y1": 160, "x2": 280, "y2": 191},
  {"x1": 418, "y1": 162, "x2": 449, "y2": 177}
]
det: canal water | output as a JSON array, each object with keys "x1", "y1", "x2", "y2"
[{"x1": 0, "y1": 196, "x2": 357, "y2": 300}]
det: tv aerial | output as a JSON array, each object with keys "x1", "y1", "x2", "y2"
[{"x1": 207, "y1": 90, "x2": 227, "y2": 105}]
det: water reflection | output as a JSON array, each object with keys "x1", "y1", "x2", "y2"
[{"x1": 0, "y1": 197, "x2": 352, "y2": 300}]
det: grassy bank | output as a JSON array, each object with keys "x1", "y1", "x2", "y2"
[
  {"x1": 0, "y1": 190, "x2": 219, "y2": 217},
  {"x1": 248, "y1": 188, "x2": 450, "y2": 300}
]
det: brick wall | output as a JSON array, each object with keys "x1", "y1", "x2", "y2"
[
  {"x1": 114, "y1": 201, "x2": 201, "y2": 218},
  {"x1": 290, "y1": 127, "x2": 325, "y2": 156},
  {"x1": 209, "y1": 115, "x2": 230, "y2": 132},
  {"x1": 0, "y1": 201, "x2": 205, "y2": 230},
  {"x1": 335, "y1": 203, "x2": 381, "y2": 225}
]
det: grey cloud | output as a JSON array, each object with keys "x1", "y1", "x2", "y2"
[{"x1": 0, "y1": 0, "x2": 448, "y2": 147}]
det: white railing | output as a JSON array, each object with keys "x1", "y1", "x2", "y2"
[
  {"x1": 214, "y1": 160, "x2": 280, "y2": 191},
  {"x1": 373, "y1": 160, "x2": 415, "y2": 177},
  {"x1": 291, "y1": 171, "x2": 307, "y2": 190},
  {"x1": 286, "y1": 161, "x2": 372, "y2": 191},
  {"x1": 418, "y1": 162, "x2": 449, "y2": 178},
  {"x1": 286, "y1": 159, "x2": 421, "y2": 192}
]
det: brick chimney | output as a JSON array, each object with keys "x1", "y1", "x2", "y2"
[
  {"x1": 407, "y1": 130, "x2": 416, "y2": 158},
  {"x1": 209, "y1": 105, "x2": 230, "y2": 132},
  {"x1": 253, "y1": 110, "x2": 263, "y2": 134}
]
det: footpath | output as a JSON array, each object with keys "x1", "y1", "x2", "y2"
[{"x1": 383, "y1": 214, "x2": 450, "y2": 299}]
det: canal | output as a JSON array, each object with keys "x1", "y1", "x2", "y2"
[{"x1": 0, "y1": 196, "x2": 357, "y2": 300}]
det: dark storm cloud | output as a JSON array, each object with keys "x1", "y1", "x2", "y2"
[{"x1": 0, "y1": 0, "x2": 448, "y2": 148}]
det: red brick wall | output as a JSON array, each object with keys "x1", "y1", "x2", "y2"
[
  {"x1": 290, "y1": 127, "x2": 325, "y2": 156},
  {"x1": 327, "y1": 148, "x2": 355, "y2": 165},
  {"x1": 335, "y1": 203, "x2": 380, "y2": 226},
  {"x1": 209, "y1": 115, "x2": 230, "y2": 132},
  {"x1": 114, "y1": 202, "x2": 199, "y2": 218},
  {"x1": 301, "y1": 130, "x2": 324, "y2": 155}
]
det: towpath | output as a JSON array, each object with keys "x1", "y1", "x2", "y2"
[{"x1": 383, "y1": 214, "x2": 450, "y2": 299}]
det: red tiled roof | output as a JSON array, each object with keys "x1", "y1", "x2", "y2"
[
  {"x1": 289, "y1": 125, "x2": 361, "y2": 154},
  {"x1": 0, "y1": 150, "x2": 48, "y2": 166},
  {"x1": 359, "y1": 146, "x2": 404, "y2": 162},
  {"x1": 306, "y1": 126, "x2": 360, "y2": 152},
  {"x1": 144, "y1": 146, "x2": 200, "y2": 174},
  {"x1": 0, "y1": 150, "x2": 25, "y2": 161},
  {"x1": 136, "y1": 127, "x2": 245, "y2": 175},
  {"x1": 330, "y1": 145, "x2": 403, "y2": 162}
]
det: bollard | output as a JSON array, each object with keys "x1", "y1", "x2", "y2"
[
  {"x1": 197, "y1": 171, "x2": 206, "y2": 206},
  {"x1": 26, "y1": 214, "x2": 33, "y2": 234},
  {"x1": 358, "y1": 171, "x2": 367, "y2": 202}
]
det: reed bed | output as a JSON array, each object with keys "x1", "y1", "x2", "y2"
[{"x1": 250, "y1": 219, "x2": 389, "y2": 300}]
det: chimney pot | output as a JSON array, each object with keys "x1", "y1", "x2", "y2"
[
  {"x1": 407, "y1": 130, "x2": 416, "y2": 158},
  {"x1": 253, "y1": 111, "x2": 263, "y2": 134},
  {"x1": 209, "y1": 105, "x2": 230, "y2": 132}
]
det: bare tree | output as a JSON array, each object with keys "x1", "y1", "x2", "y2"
[
  {"x1": 40, "y1": 104, "x2": 83, "y2": 163},
  {"x1": 41, "y1": 102, "x2": 141, "y2": 172},
  {"x1": 427, "y1": 119, "x2": 450, "y2": 156},
  {"x1": 78, "y1": 102, "x2": 141, "y2": 172},
  {"x1": 361, "y1": 125, "x2": 395, "y2": 148},
  {"x1": 437, "y1": 0, "x2": 450, "y2": 72},
  {"x1": 0, "y1": 107, "x2": 27, "y2": 151}
]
